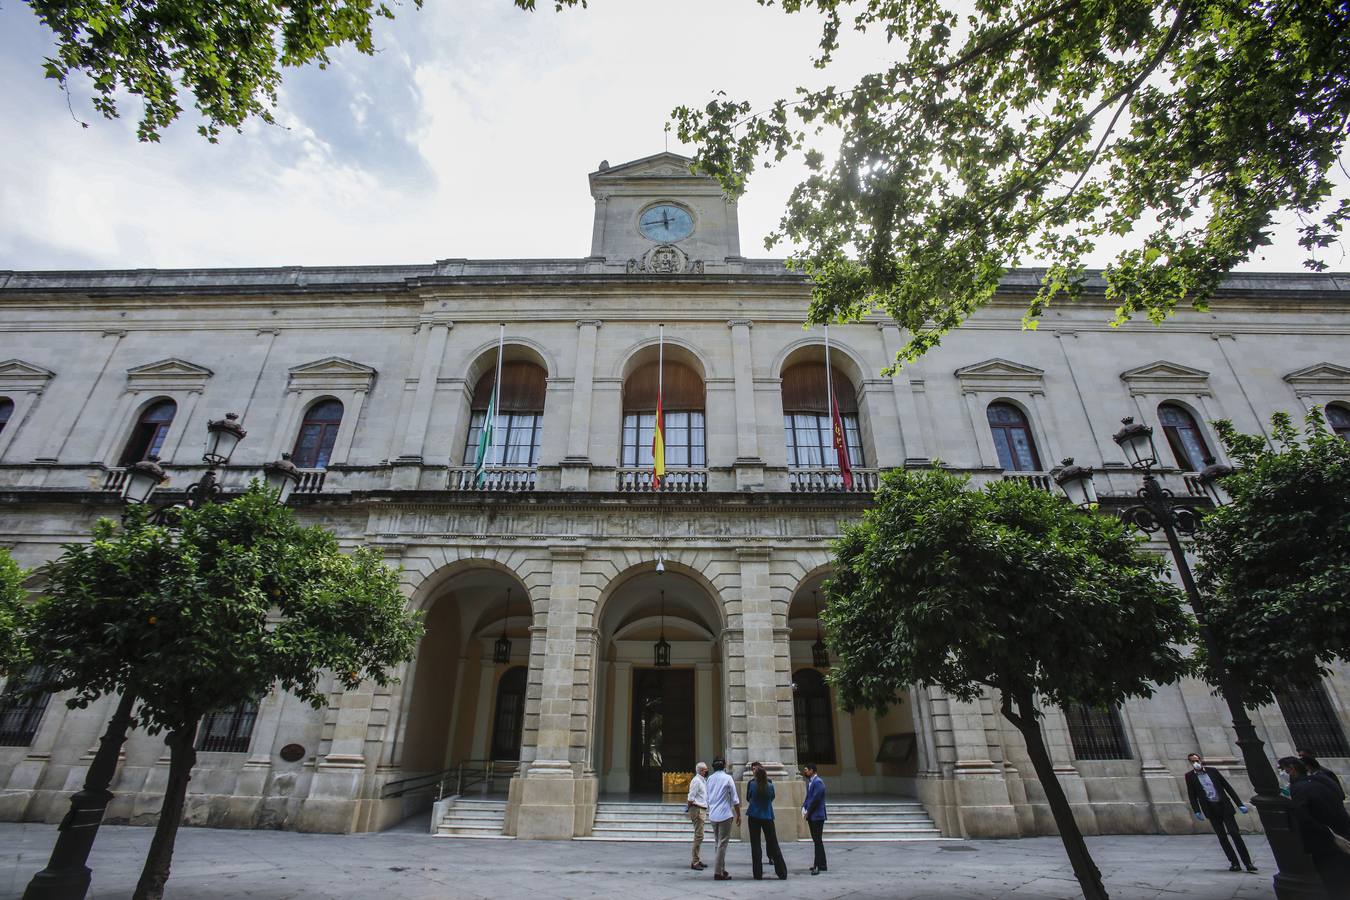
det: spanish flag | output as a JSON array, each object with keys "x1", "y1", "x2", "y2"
[{"x1": 652, "y1": 325, "x2": 666, "y2": 489}]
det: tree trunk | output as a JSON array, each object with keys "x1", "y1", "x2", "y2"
[
  {"x1": 133, "y1": 722, "x2": 198, "y2": 900},
  {"x1": 1002, "y1": 689, "x2": 1109, "y2": 900}
]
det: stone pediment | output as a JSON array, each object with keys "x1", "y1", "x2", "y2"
[
  {"x1": 126, "y1": 358, "x2": 212, "y2": 392},
  {"x1": 954, "y1": 358, "x2": 1045, "y2": 393},
  {"x1": 1119, "y1": 361, "x2": 1210, "y2": 396},
  {"x1": 287, "y1": 357, "x2": 377, "y2": 393},
  {"x1": 1283, "y1": 362, "x2": 1350, "y2": 396},
  {"x1": 0, "y1": 359, "x2": 55, "y2": 392},
  {"x1": 592, "y1": 152, "x2": 696, "y2": 181}
]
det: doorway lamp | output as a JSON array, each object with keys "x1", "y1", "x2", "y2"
[
  {"x1": 25, "y1": 412, "x2": 300, "y2": 900},
  {"x1": 494, "y1": 590, "x2": 513, "y2": 664},
  {"x1": 811, "y1": 591, "x2": 830, "y2": 669},
  {"x1": 1052, "y1": 416, "x2": 1319, "y2": 900},
  {"x1": 654, "y1": 590, "x2": 671, "y2": 668}
]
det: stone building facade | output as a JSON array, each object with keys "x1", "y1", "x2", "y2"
[{"x1": 0, "y1": 153, "x2": 1347, "y2": 841}]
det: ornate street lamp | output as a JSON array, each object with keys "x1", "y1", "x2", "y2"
[
  {"x1": 494, "y1": 589, "x2": 513, "y2": 665},
  {"x1": 1051, "y1": 417, "x2": 1323, "y2": 900},
  {"x1": 26, "y1": 412, "x2": 294, "y2": 900},
  {"x1": 1197, "y1": 457, "x2": 1236, "y2": 507},
  {"x1": 1052, "y1": 458, "x2": 1097, "y2": 510},
  {"x1": 654, "y1": 590, "x2": 671, "y2": 668},
  {"x1": 811, "y1": 591, "x2": 830, "y2": 669},
  {"x1": 263, "y1": 453, "x2": 303, "y2": 504}
]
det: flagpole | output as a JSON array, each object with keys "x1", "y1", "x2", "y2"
[
  {"x1": 656, "y1": 324, "x2": 665, "y2": 490},
  {"x1": 492, "y1": 323, "x2": 505, "y2": 468},
  {"x1": 824, "y1": 324, "x2": 833, "y2": 464}
]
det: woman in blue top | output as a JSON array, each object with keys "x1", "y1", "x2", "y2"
[{"x1": 746, "y1": 762, "x2": 788, "y2": 880}]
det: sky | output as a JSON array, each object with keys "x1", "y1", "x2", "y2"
[{"x1": 0, "y1": 0, "x2": 1341, "y2": 273}]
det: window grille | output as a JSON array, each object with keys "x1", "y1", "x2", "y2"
[
  {"x1": 0, "y1": 667, "x2": 50, "y2": 747},
  {"x1": 196, "y1": 700, "x2": 259, "y2": 753},
  {"x1": 1064, "y1": 703, "x2": 1131, "y2": 760},
  {"x1": 1276, "y1": 684, "x2": 1349, "y2": 758}
]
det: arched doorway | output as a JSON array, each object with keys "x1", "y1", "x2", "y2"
[
  {"x1": 398, "y1": 566, "x2": 532, "y2": 784},
  {"x1": 788, "y1": 574, "x2": 920, "y2": 795},
  {"x1": 594, "y1": 568, "x2": 724, "y2": 796}
]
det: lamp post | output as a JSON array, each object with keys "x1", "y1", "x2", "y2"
[
  {"x1": 24, "y1": 413, "x2": 300, "y2": 900},
  {"x1": 1054, "y1": 418, "x2": 1323, "y2": 900}
]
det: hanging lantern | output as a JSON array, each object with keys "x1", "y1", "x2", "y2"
[
  {"x1": 811, "y1": 590, "x2": 830, "y2": 669},
  {"x1": 654, "y1": 589, "x2": 671, "y2": 668},
  {"x1": 493, "y1": 589, "x2": 513, "y2": 664}
]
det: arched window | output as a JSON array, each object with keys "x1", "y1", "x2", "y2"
[
  {"x1": 622, "y1": 360, "x2": 705, "y2": 468},
  {"x1": 291, "y1": 399, "x2": 344, "y2": 469},
  {"x1": 1327, "y1": 404, "x2": 1350, "y2": 440},
  {"x1": 986, "y1": 402, "x2": 1041, "y2": 472},
  {"x1": 1158, "y1": 403, "x2": 1210, "y2": 471},
  {"x1": 490, "y1": 666, "x2": 528, "y2": 760},
  {"x1": 0, "y1": 397, "x2": 13, "y2": 436},
  {"x1": 781, "y1": 363, "x2": 864, "y2": 469},
  {"x1": 462, "y1": 362, "x2": 546, "y2": 466},
  {"x1": 119, "y1": 398, "x2": 177, "y2": 465},
  {"x1": 793, "y1": 668, "x2": 836, "y2": 765}
]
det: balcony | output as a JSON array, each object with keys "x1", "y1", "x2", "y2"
[
  {"x1": 615, "y1": 468, "x2": 708, "y2": 492},
  {"x1": 445, "y1": 466, "x2": 538, "y2": 492},
  {"x1": 787, "y1": 467, "x2": 879, "y2": 493},
  {"x1": 1001, "y1": 471, "x2": 1054, "y2": 492},
  {"x1": 101, "y1": 466, "x2": 328, "y2": 495}
]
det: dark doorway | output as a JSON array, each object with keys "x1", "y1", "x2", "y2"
[
  {"x1": 491, "y1": 666, "x2": 527, "y2": 760},
  {"x1": 630, "y1": 668, "x2": 695, "y2": 794}
]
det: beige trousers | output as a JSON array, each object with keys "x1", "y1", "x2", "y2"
[
  {"x1": 688, "y1": 806, "x2": 707, "y2": 864},
  {"x1": 712, "y1": 818, "x2": 734, "y2": 875}
]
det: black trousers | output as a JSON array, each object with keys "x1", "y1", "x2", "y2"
[
  {"x1": 1210, "y1": 813, "x2": 1252, "y2": 867},
  {"x1": 748, "y1": 816, "x2": 787, "y2": 880},
  {"x1": 808, "y1": 818, "x2": 827, "y2": 871}
]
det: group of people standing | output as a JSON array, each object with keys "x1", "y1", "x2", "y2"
[
  {"x1": 1186, "y1": 749, "x2": 1350, "y2": 898},
  {"x1": 684, "y1": 760, "x2": 829, "y2": 881}
]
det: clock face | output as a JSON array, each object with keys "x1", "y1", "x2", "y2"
[{"x1": 638, "y1": 204, "x2": 694, "y2": 242}]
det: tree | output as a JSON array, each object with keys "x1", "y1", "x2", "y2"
[
  {"x1": 26, "y1": 0, "x2": 586, "y2": 142},
  {"x1": 823, "y1": 469, "x2": 1194, "y2": 900},
  {"x1": 675, "y1": 1, "x2": 1350, "y2": 369},
  {"x1": 0, "y1": 547, "x2": 27, "y2": 672},
  {"x1": 1195, "y1": 410, "x2": 1350, "y2": 705},
  {"x1": 5, "y1": 487, "x2": 422, "y2": 900}
]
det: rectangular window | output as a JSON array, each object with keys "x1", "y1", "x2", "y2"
[
  {"x1": 0, "y1": 667, "x2": 50, "y2": 748},
  {"x1": 196, "y1": 700, "x2": 259, "y2": 753},
  {"x1": 1064, "y1": 704, "x2": 1131, "y2": 760},
  {"x1": 463, "y1": 412, "x2": 543, "y2": 466},
  {"x1": 621, "y1": 411, "x2": 705, "y2": 468},
  {"x1": 784, "y1": 412, "x2": 863, "y2": 468},
  {"x1": 1276, "y1": 684, "x2": 1349, "y2": 758}
]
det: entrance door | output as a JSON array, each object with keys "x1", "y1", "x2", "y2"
[{"x1": 630, "y1": 668, "x2": 695, "y2": 794}]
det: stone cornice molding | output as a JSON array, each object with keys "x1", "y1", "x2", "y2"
[
  {"x1": 287, "y1": 356, "x2": 377, "y2": 394},
  {"x1": 0, "y1": 359, "x2": 55, "y2": 393},
  {"x1": 550, "y1": 546, "x2": 586, "y2": 562},
  {"x1": 1119, "y1": 360, "x2": 1212, "y2": 397},
  {"x1": 954, "y1": 358, "x2": 1046, "y2": 395},
  {"x1": 1283, "y1": 362, "x2": 1350, "y2": 399},
  {"x1": 125, "y1": 357, "x2": 212, "y2": 393}
]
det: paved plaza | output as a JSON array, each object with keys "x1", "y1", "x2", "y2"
[{"x1": 2, "y1": 821, "x2": 1279, "y2": 900}]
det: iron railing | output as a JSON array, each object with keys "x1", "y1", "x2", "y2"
[{"x1": 381, "y1": 759, "x2": 519, "y2": 801}]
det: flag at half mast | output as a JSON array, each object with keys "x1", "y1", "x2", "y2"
[
  {"x1": 652, "y1": 324, "x2": 666, "y2": 489},
  {"x1": 473, "y1": 324, "x2": 505, "y2": 487}
]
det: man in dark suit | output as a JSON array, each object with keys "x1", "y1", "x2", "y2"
[
  {"x1": 1280, "y1": 755, "x2": 1350, "y2": 899},
  {"x1": 1184, "y1": 752, "x2": 1257, "y2": 873},
  {"x1": 801, "y1": 763, "x2": 828, "y2": 875}
]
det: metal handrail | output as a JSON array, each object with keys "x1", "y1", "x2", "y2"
[{"x1": 380, "y1": 759, "x2": 519, "y2": 801}]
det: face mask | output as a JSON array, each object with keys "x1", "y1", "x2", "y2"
[{"x1": 1191, "y1": 761, "x2": 1203, "y2": 770}]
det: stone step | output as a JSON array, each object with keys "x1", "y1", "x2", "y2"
[{"x1": 434, "y1": 796, "x2": 511, "y2": 840}]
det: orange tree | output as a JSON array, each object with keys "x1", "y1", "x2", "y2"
[
  {"x1": 823, "y1": 469, "x2": 1193, "y2": 900},
  {"x1": 2, "y1": 487, "x2": 421, "y2": 900}
]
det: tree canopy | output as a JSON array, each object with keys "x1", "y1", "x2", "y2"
[
  {"x1": 824, "y1": 469, "x2": 1194, "y2": 899},
  {"x1": 675, "y1": 0, "x2": 1350, "y2": 369},
  {"x1": 1195, "y1": 410, "x2": 1350, "y2": 705},
  {"x1": 2, "y1": 486, "x2": 422, "y2": 899},
  {"x1": 0, "y1": 547, "x2": 26, "y2": 675},
  {"x1": 26, "y1": 0, "x2": 586, "y2": 142}
]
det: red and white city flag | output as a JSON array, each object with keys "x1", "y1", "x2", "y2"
[{"x1": 824, "y1": 325, "x2": 853, "y2": 490}]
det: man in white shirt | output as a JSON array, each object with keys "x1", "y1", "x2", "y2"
[
  {"x1": 685, "y1": 762, "x2": 709, "y2": 870},
  {"x1": 705, "y1": 757, "x2": 741, "y2": 881}
]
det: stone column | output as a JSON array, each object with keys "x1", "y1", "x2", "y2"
[
  {"x1": 393, "y1": 316, "x2": 452, "y2": 484},
  {"x1": 514, "y1": 547, "x2": 587, "y2": 839},
  {"x1": 469, "y1": 658, "x2": 497, "y2": 760},
  {"x1": 695, "y1": 662, "x2": 715, "y2": 768},
  {"x1": 941, "y1": 693, "x2": 1021, "y2": 838},
  {"x1": 561, "y1": 320, "x2": 601, "y2": 490},
  {"x1": 735, "y1": 549, "x2": 790, "y2": 777},
  {"x1": 300, "y1": 679, "x2": 376, "y2": 832},
  {"x1": 235, "y1": 689, "x2": 286, "y2": 803},
  {"x1": 727, "y1": 320, "x2": 764, "y2": 488},
  {"x1": 441, "y1": 657, "x2": 469, "y2": 768},
  {"x1": 608, "y1": 661, "x2": 633, "y2": 793}
]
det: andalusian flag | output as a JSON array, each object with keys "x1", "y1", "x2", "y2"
[
  {"x1": 474, "y1": 324, "x2": 505, "y2": 487},
  {"x1": 652, "y1": 324, "x2": 666, "y2": 489}
]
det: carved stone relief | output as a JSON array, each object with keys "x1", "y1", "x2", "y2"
[{"x1": 626, "y1": 243, "x2": 705, "y2": 275}]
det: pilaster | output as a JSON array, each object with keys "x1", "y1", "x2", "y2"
[
  {"x1": 561, "y1": 320, "x2": 601, "y2": 490},
  {"x1": 727, "y1": 320, "x2": 764, "y2": 489},
  {"x1": 393, "y1": 315, "x2": 452, "y2": 475}
]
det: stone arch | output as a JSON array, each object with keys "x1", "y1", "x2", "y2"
[
  {"x1": 461, "y1": 337, "x2": 556, "y2": 385},
  {"x1": 613, "y1": 335, "x2": 714, "y2": 383},
  {"x1": 771, "y1": 336, "x2": 870, "y2": 388}
]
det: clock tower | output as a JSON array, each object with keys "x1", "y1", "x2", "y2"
[{"x1": 588, "y1": 152, "x2": 743, "y2": 273}]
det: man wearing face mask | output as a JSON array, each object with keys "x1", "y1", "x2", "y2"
[{"x1": 1184, "y1": 752, "x2": 1257, "y2": 873}]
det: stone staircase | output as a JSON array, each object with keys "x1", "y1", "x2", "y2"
[
  {"x1": 800, "y1": 800, "x2": 945, "y2": 842},
  {"x1": 578, "y1": 798, "x2": 945, "y2": 842},
  {"x1": 433, "y1": 797, "x2": 511, "y2": 839}
]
